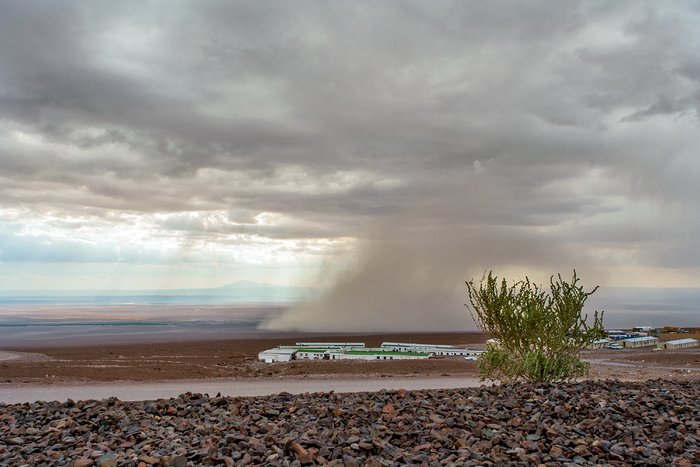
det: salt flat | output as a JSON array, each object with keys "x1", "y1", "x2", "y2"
[
  {"x1": 0, "y1": 350, "x2": 22, "y2": 362},
  {"x1": 0, "y1": 350, "x2": 47, "y2": 362}
]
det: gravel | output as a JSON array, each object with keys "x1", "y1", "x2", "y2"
[{"x1": 1, "y1": 379, "x2": 698, "y2": 466}]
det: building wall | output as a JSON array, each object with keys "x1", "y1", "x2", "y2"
[
  {"x1": 336, "y1": 353, "x2": 431, "y2": 361},
  {"x1": 587, "y1": 339, "x2": 610, "y2": 349},
  {"x1": 622, "y1": 337, "x2": 658, "y2": 348},
  {"x1": 295, "y1": 352, "x2": 326, "y2": 360},
  {"x1": 258, "y1": 350, "x2": 296, "y2": 362},
  {"x1": 661, "y1": 339, "x2": 698, "y2": 350}
]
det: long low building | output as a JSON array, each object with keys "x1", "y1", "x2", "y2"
[
  {"x1": 258, "y1": 346, "x2": 431, "y2": 362},
  {"x1": 621, "y1": 336, "x2": 659, "y2": 348},
  {"x1": 257, "y1": 341, "x2": 483, "y2": 363},
  {"x1": 381, "y1": 342, "x2": 481, "y2": 358},
  {"x1": 335, "y1": 349, "x2": 431, "y2": 361},
  {"x1": 659, "y1": 338, "x2": 699, "y2": 350}
]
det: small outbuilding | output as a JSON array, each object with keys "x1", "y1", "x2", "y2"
[
  {"x1": 257, "y1": 347, "x2": 298, "y2": 363},
  {"x1": 659, "y1": 338, "x2": 698, "y2": 350},
  {"x1": 587, "y1": 338, "x2": 610, "y2": 349}
]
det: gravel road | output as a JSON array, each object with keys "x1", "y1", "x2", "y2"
[{"x1": 0, "y1": 375, "x2": 482, "y2": 404}]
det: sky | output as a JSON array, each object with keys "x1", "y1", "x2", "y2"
[{"x1": 1, "y1": 1, "x2": 699, "y2": 329}]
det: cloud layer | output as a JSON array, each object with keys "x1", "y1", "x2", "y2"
[{"x1": 1, "y1": 1, "x2": 699, "y2": 327}]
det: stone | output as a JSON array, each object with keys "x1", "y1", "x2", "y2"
[
  {"x1": 292, "y1": 442, "x2": 313, "y2": 464},
  {"x1": 96, "y1": 454, "x2": 118, "y2": 467},
  {"x1": 0, "y1": 380, "x2": 698, "y2": 467},
  {"x1": 550, "y1": 446, "x2": 564, "y2": 457}
]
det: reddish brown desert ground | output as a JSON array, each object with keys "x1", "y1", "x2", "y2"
[{"x1": 1, "y1": 332, "x2": 699, "y2": 385}]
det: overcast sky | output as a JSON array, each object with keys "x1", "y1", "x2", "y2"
[{"x1": 1, "y1": 1, "x2": 699, "y2": 327}]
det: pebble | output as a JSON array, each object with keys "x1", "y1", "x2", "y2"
[{"x1": 1, "y1": 380, "x2": 698, "y2": 465}]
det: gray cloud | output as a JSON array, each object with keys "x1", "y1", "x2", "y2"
[{"x1": 1, "y1": 1, "x2": 699, "y2": 327}]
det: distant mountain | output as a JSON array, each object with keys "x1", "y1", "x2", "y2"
[
  {"x1": 0, "y1": 281, "x2": 316, "y2": 305},
  {"x1": 587, "y1": 287, "x2": 700, "y2": 328}
]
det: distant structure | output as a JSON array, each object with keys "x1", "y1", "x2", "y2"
[
  {"x1": 294, "y1": 342, "x2": 365, "y2": 349},
  {"x1": 586, "y1": 338, "x2": 610, "y2": 349},
  {"x1": 658, "y1": 338, "x2": 698, "y2": 350},
  {"x1": 606, "y1": 330, "x2": 631, "y2": 340},
  {"x1": 257, "y1": 341, "x2": 484, "y2": 363},
  {"x1": 621, "y1": 336, "x2": 659, "y2": 349},
  {"x1": 257, "y1": 347, "x2": 298, "y2": 363},
  {"x1": 381, "y1": 342, "x2": 482, "y2": 359},
  {"x1": 587, "y1": 326, "x2": 700, "y2": 351},
  {"x1": 485, "y1": 338, "x2": 501, "y2": 349},
  {"x1": 663, "y1": 326, "x2": 700, "y2": 334}
]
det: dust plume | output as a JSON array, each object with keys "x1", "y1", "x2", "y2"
[{"x1": 262, "y1": 222, "x2": 603, "y2": 332}]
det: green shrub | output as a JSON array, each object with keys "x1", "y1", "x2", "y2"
[{"x1": 466, "y1": 271, "x2": 604, "y2": 383}]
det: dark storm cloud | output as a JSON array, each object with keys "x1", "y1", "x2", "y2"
[{"x1": 1, "y1": 1, "x2": 699, "y2": 327}]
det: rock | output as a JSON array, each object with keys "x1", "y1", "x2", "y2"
[
  {"x1": 292, "y1": 442, "x2": 313, "y2": 464},
  {"x1": 550, "y1": 446, "x2": 564, "y2": 457},
  {"x1": 0, "y1": 380, "x2": 698, "y2": 466},
  {"x1": 381, "y1": 404, "x2": 397, "y2": 420},
  {"x1": 96, "y1": 454, "x2": 117, "y2": 467},
  {"x1": 140, "y1": 455, "x2": 159, "y2": 465}
]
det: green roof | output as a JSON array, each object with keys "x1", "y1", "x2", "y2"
[
  {"x1": 295, "y1": 348, "x2": 330, "y2": 353},
  {"x1": 344, "y1": 350, "x2": 430, "y2": 357}
]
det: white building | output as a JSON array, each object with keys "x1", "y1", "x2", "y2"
[
  {"x1": 621, "y1": 336, "x2": 659, "y2": 348},
  {"x1": 256, "y1": 340, "x2": 488, "y2": 363},
  {"x1": 659, "y1": 338, "x2": 698, "y2": 350},
  {"x1": 587, "y1": 338, "x2": 610, "y2": 349},
  {"x1": 381, "y1": 342, "x2": 481, "y2": 357},
  {"x1": 257, "y1": 347, "x2": 298, "y2": 363},
  {"x1": 335, "y1": 348, "x2": 432, "y2": 361},
  {"x1": 294, "y1": 348, "x2": 332, "y2": 360}
]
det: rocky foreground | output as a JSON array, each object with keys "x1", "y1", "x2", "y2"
[{"x1": 1, "y1": 380, "x2": 698, "y2": 466}]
